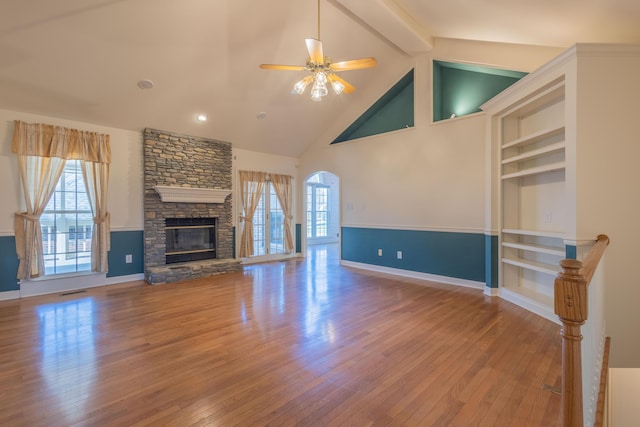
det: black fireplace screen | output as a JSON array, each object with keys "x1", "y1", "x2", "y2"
[{"x1": 165, "y1": 217, "x2": 216, "y2": 264}]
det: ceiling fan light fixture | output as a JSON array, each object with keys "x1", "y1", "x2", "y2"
[
  {"x1": 331, "y1": 80, "x2": 345, "y2": 95},
  {"x1": 259, "y1": 0, "x2": 376, "y2": 102},
  {"x1": 310, "y1": 72, "x2": 329, "y2": 101},
  {"x1": 292, "y1": 75, "x2": 313, "y2": 95}
]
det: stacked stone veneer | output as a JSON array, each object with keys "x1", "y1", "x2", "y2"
[{"x1": 143, "y1": 128, "x2": 241, "y2": 284}]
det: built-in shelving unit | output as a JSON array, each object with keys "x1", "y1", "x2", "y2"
[{"x1": 485, "y1": 73, "x2": 568, "y2": 320}]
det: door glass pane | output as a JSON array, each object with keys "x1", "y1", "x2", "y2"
[
  {"x1": 252, "y1": 191, "x2": 266, "y2": 256},
  {"x1": 269, "y1": 184, "x2": 284, "y2": 254}
]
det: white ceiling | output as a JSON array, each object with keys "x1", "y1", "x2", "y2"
[{"x1": 1, "y1": 0, "x2": 639, "y2": 157}]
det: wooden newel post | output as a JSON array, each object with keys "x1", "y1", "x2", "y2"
[{"x1": 554, "y1": 258, "x2": 588, "y2": 427}]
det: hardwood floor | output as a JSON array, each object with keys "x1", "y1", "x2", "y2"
[{"x1": 0, "y1": 244, "x2": 562, "y2": 426}]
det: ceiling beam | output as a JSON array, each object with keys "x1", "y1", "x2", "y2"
[{"x1": 334, "y1": 0, "x2": 433, "y2": 55}]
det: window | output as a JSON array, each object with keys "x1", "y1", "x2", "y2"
[
  {"x1": 40, "y1": 160, "x2": 93, "y2": 275},
  {"x1": 307, "y1": 182, "x2": 329, "y2": 239},
  {"x1": 249, "y1": 182, "x2": 285, "y2": 257}
]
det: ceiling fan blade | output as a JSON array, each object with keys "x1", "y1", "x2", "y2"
[
  {"x1": 305, "y1": 38, "x2": 324, "y2": 65},
  {"x1": 330, "y1": 57, "x2": 377, "y2": 71},
  {"x1": 327, "y1": 73, "x2": 356, "y2": 94},
  {"x1": 259, "y1": 64, "x2": 307, "y2": 71}
]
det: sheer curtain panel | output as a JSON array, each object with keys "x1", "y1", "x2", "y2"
[
  {"x1": 238, "y1": 170, "x2": 267, "y2": 258},
  {"x1": 270, "y1": 173, "x2": 294, "y2": 253}
]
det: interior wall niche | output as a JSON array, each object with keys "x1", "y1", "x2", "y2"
[{"x1": 433, "y1": 60, "x2": 527, "y2": 122}]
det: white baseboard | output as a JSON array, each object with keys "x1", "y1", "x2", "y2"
[
  {"x1": 484, "y1": 287, "x2": 500, "y2": 297},
  {"x1": 17, "y1": 273, "x2": 145, "y2": 299},
  {"x1": 499, "y1": 287, "x2": 560, "y2": 325},
  {"x1": 0, "y1": 290, "x2": 20, "y2": 301},
  {"x1": 105, "y1": 273, "x2": 144, "y2": 285},
  {"x1": 340, "y1": 260, "x2": 485, "y2": 290}
]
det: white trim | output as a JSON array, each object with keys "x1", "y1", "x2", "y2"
[
  {"x1": 20, "y1": 273, "x2": 107, "y2": 297},
  {"x1": 2, "y1": 227, "x2": 143, "y2": 235},
  {"x1": 154, "y1": 186, "x2": 231, "y2": 204},
  {"x1": 341, "y1": 224, "x2": 484, "y2": 234},
  {"x1": 498, "y1": 287, "x2": 560, "y2": 325},
  {"x1": 110, "y1": 226, "x2": 144, "y2": 232},
  {"x1": 564, "y1": 238, "x2": 597, "y2": 247},
  {"x1": 19, "y1": 272, "x2": 144, "y2": 298},
  {"x1": 0, "y1": 290, "x2": 20, "y2": 301},
  {"x1": 105, "y1": 273, "x2": 144, "y2": 285},
  {"x1": 340, "y1": 260, "x2": 485, "y2": 290},
  {"x1": 484, "y1": 287, "x2": 500, "y2": 297},
  {"x1": 431, "y1": 110, "x2": 485, "y2": 126}
]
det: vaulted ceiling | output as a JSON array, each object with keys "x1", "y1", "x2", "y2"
[{"x1": 1, "y1": 0, "x2": 639, "y2": 157}]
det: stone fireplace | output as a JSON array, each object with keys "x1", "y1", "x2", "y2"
[{"x1": 143, "y1": 128, "x2": 241, "y2": 285}]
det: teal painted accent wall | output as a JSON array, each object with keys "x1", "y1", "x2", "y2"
[
  {"x1": 0, "y1": 236, "x2": 19, "y2": 292},
  {"x1": 342, "y1": 227, "x2": 485, "y2": 282},
  {"x1": 107, "y1": 230, "x2": 144, "y2": 277},
  {"x1": 485, "y1": 234, "x2": 499, "y2": 288},
  {"x1": 433, "y1": 61, "x2": 527, "y2": 122},
  {"x1": 296, "y1": 223, "x2": 302, "y2": 253},
  {"x1": 332, "y1": 69, "x2": 414, "y2": 144},
  {"x1": 566, "y1": 245, "x2": 577, "y2": 260}
]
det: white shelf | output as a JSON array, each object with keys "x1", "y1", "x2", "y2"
[
  {"x1": 502, "y1": 241, "x2": 565, "y2": 256},
  {"x1": 502, "y1": 257, "x2": 560, "y2": 276},
  {"x1": 501, "y1": 161, "x2": 565, "y2": 179},
  {"x1": 154, "y1": 186, "x2": 232, "y2": 203},
  {"x1": 501, "y1": 125, "x2": 565, "y2": 150},
  {"x1": 502, "y1": 141, "x2": 565, "y2": 165},
  {"x1": 502, "y1": 229, "x2": 564, "y2": 239}
]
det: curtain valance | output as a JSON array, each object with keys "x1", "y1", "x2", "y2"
[{"x1": 12, "y1": 120, "x2": 111, "y2": 164}]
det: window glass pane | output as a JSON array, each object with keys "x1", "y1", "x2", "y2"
[
  {"x1": 316, "y1": 212, "x2": 328, "y2": 237},
  {"x1": 77, "y1": 192, "x2": 90, "y2": 211},
  {"x1": 40, "y1": 159, "x2": 92, "y2": 275}
]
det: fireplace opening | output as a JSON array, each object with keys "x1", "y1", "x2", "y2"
[{"x1": 165, "y1": 217, "x2": 217, "y2": 264}]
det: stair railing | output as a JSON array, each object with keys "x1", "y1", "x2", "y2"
[{"x1": 554, "y1": 234, "x2": 610, "y2": 427}]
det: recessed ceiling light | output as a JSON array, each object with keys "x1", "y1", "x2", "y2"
[
  {"x1": 197, "y1": 114, "x2": 208, "y2": 122},
  {"x1": 256, "y1": 112, "x2": 267, "y2": 119},
  {"x1": 137, "y1": 79, "x2": 154, "y2": 90}
]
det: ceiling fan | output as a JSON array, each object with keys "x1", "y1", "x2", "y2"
[{"x1": 259, "y1": 0, "x2": 377, "y2": 101}]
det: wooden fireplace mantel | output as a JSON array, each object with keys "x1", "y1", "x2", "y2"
[{"x1": 153, "y1": 186, "x2": 232, "y2": 203}]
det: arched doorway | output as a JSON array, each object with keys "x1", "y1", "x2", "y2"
[{"x1": 304, "y1": 171, "x2": 340, "y2": 259}]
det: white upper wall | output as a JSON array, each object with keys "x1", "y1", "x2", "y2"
[
  {"x1": 0, "y1": 109, "x2": 144, "y2": 235},
  {"x1": 297, "y1": 39, "x2": 564, "y2": 233}
]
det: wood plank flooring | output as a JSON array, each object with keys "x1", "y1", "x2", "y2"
[{"x1": 0, "y1": 245, "x2": 562, "y2": 426}]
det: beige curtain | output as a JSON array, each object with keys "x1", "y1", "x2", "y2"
[
  {"x1": 12, "y1": 120, "x2": 111, "y2": 279},
  {"x1": 81, "y1": 154, "x2": 110, "y2": 273},
  {"x1": 270, "y1": 173, "x2": 294, "y2": 253},
  {"x1": 14, "y1": 155, "x2": 67, "y2": 279},
  {"x1": 238, "y1": 170, "x2": 267, "y2": 258}
]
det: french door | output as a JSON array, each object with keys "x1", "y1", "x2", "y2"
[
  {"x1": 251, "y1": 183, "x2": 285, "y2": 256},
  {"x1": 306, "y1": 182, "x2": 329, "y2": 239}
]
